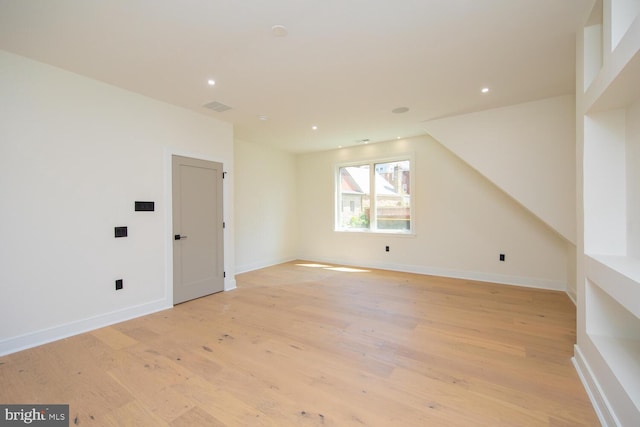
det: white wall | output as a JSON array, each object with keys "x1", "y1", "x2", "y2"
[
  {"x1": 297, "y1": 135, "x2": 571, "y2": 290},
  {"x1": 0, "y1": 51, "x2": 234, "y2": 355},
  {"x1": 423, "y1": 95, "x2": 577, "y2": 245},
  {"x1": 234, "y1": 139, "x2": 298, "y2": 273},
  {"x1": 584, "y1": 109, "x2": 627, "y2": 255},
  {"x1": 627, "y1": 99, "x2": 640, "y2": 259}
]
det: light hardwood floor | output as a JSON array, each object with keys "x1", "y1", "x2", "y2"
[{"x1": 0, "y1": 261, "x2": 599, "y2": 426}]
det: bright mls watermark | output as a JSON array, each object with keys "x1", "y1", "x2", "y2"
[{"x1": 0, "y1": 405, "x2": 68, "y2": 426}]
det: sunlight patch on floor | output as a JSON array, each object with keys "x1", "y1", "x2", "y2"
[
  {"x1": 296, "y1": 263, "x2": 370, "y2": 273},
  {"x1": 295, "y1": 263, "x2": 332, "y2": 268},
  {"x1": 325, "y1": 267, "x2": 370, "y2": 273}
]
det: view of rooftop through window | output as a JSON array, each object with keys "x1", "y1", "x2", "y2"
[{"x1": 337, "y1": 159, "x2": 411, "y2": 232}]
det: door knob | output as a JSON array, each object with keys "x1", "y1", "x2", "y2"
[{"x1": 174, "y1": 234, "x2": 188, "y2": 240}]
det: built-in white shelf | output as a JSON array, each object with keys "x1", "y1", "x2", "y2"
[
  {"x1": 584, "y1": 12, "x2": 640, "y2": 113},
  {"x1": 612, "y1": 0, "x2": 640, "y2": 50},
  {"x1": 586, "y1": 254, "x2": 640, "y2": 319},
  {"x1": 589, "y1": 334, "x2": 640, "y2": 413},
  {"x1": 587, "y1": 275, "x2": 640, "y2": 415},
  {"x1": 579, "y1": 2, "x2": 640, "y2": 423},
  {"x1": 584, "y1": 0, "x2": 603, "y2": 91}
]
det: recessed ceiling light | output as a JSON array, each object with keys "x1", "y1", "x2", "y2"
[
  {"x1": 397, "y1": 136, "x2": 401, "y2": 139},
  {"x1": 258, "y1": 115, "x2": 268, "y2": 121},
  {"x1": 392, "y1": 107, "x2": 409, "y2": 114},
  {"x1": 312, "y1": 125, "x2": 318, "y2": 130},
  {"x1": 272, "y1": 25, "x2": 288, "y2": 37},
  {"x1": 481, "y1": 87, "x2": 490, "y2": 93},
  {"x1": 207, "y1": 79, "x2": 216, "y2": 86}
]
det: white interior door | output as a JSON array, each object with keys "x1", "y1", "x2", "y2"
[{"x1": 172, "y1": 155, "x2": 224, "y2": 304}]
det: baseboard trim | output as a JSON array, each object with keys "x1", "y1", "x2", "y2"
[
  {"x1": 224, "y1": 277, "x2": 237, "y2": 291},
  {"x1": 0, "y1": 298, "x2": 171, "y2": 357},
  {"x1": 235, "y1": 257, "x2": 297, "y2": 275},
  {"x1": 572, "y1": 344, "x2": 617, "y2": 427},
  {"x1": 296, "y1": 256, "x2": 566, "y2": 291}
]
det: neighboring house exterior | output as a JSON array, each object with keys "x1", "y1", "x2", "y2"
[{"x1": 339, "y1": 163, "x2": 410, "y2": 230}]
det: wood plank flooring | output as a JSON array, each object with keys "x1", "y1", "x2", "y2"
[{"x1": 0, "y1": 261, "x2": 600, "y2": 426}]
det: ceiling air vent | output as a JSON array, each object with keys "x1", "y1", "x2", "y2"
[{"x1": 203, "y1": 101, "x2": 232, "y2": 113}]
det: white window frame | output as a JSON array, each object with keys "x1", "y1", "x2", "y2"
[{"x1": 335, "y1": 154, "x2": 415, "y2": 235}]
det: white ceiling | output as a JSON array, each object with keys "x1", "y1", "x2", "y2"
[{"x1": 0, "y1": 0, "x2": 591, "y2": 153}]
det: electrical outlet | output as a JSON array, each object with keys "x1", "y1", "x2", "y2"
[{"x1": 115, "y1": 279, "x2": 123, "y2": 290}]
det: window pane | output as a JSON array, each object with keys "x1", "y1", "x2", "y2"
[
  {"x1": 374, "y1": 161, "x2": 410, "y2": 231},
  {"x1": 339, "y1": 165, "x2": 370, "y2": 230}
]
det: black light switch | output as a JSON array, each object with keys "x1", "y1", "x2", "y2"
[
  {"x1": 114, "y1": 226, "x2": 128, "y2": 238},
  {"x1": 115, "y1": 279, "x2": 123, "y2": 290},
  {"x1": 135, "y1": 201, "x2": 155, "y2": 212}
]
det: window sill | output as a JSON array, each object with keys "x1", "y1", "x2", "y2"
[{"x1": 334, "y1": 228, "x2": 416, "y2": 237}]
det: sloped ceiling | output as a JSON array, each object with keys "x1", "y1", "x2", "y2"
[{"x1": 424, "y1": 96, "x2": 577, "y2": 244}]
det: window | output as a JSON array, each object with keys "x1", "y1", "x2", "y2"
[{"x1": 337, "y1": 158, "x2": 412, "y2": 233}]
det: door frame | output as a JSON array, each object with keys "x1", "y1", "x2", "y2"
[{"x1": 164, "y1": 149, "x2": 234, "y2": 306}]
